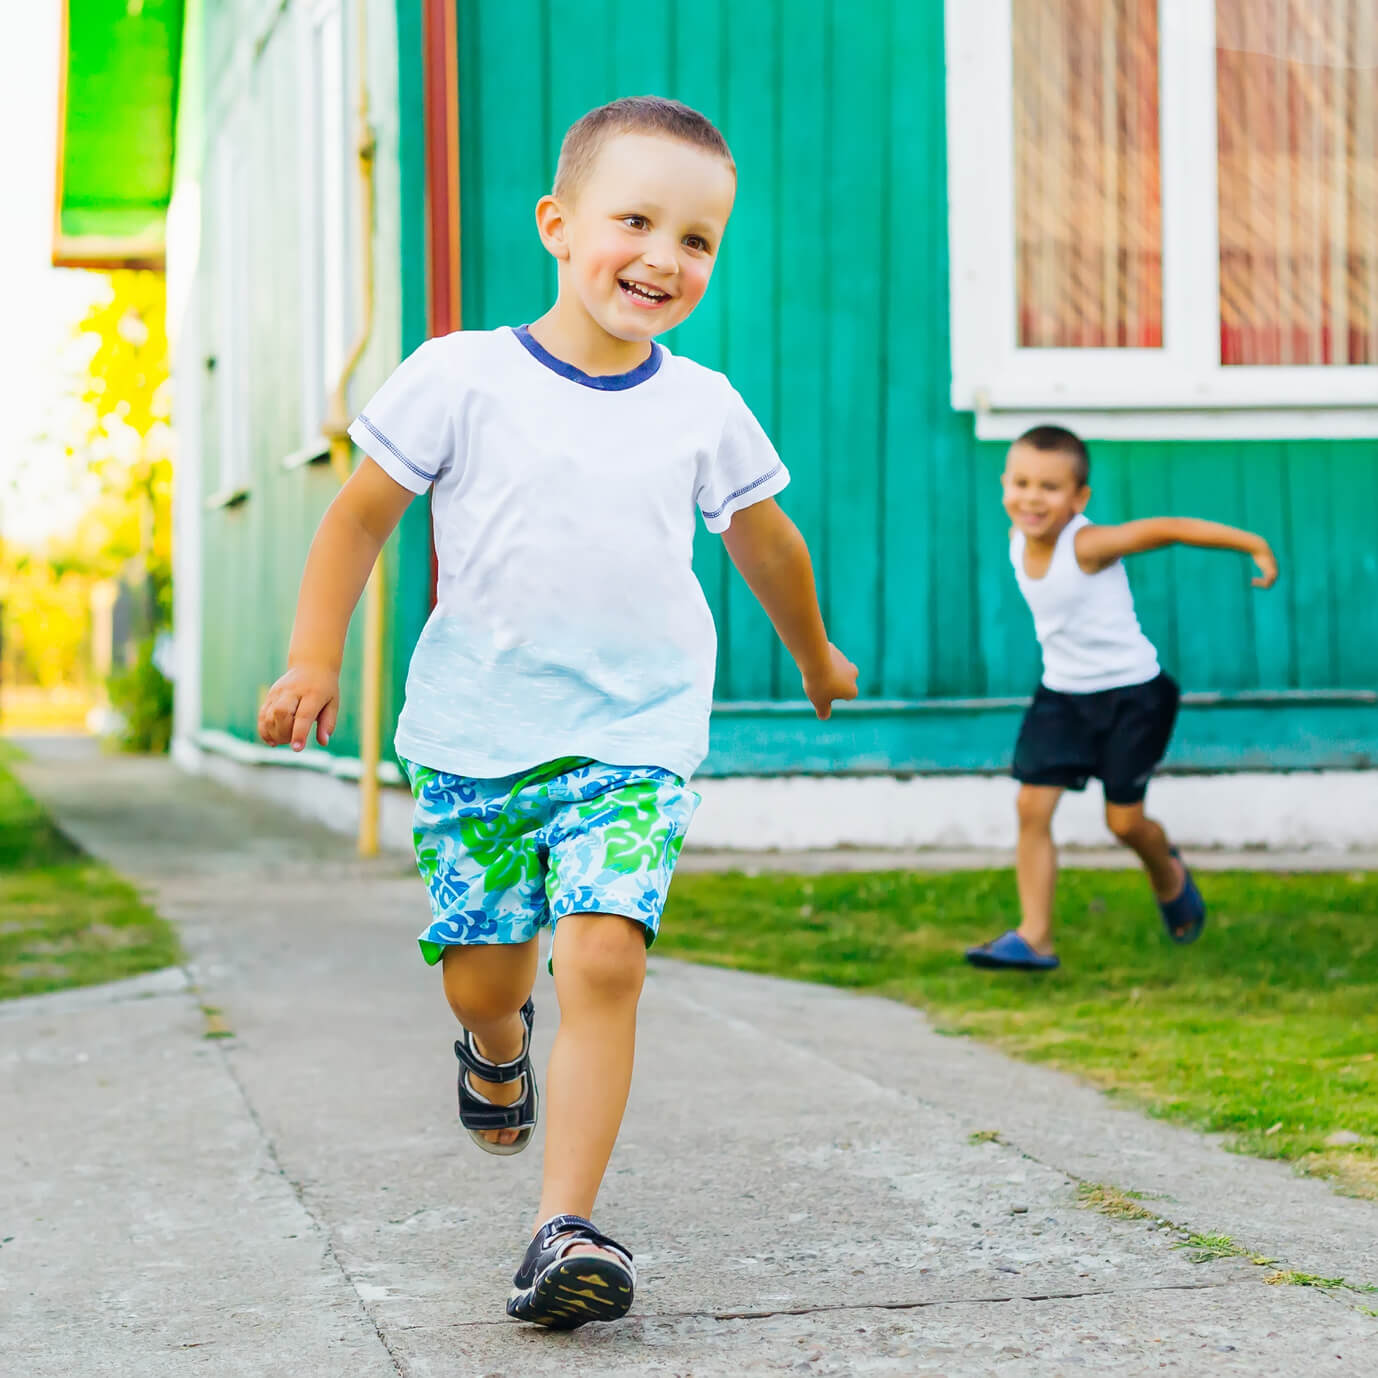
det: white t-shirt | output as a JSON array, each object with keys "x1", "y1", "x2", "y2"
[
  {"x1": 1011, "y1": 514, "x2": 1161, "y2": 693},
  {"x1": 348, "y1": 326, "x2": 790, "y2": 781}
]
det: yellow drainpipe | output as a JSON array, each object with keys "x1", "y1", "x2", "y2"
[{"x1": 323, "y1": 0, "x2": 381, "y2": 856}]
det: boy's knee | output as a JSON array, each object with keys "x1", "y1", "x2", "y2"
[
  {"x1": 1104, "y1": 806, "x2": 1145, "y2": 843},
  {"x1": 556, "y1": 916, "x2": 647, "y2": 1002},
  {"x1": 444, "y1": 973, "x2": 521, "y2": 1027},
  {"x1": 441, "y1": 947, "x2": 531, "y2": 1025},
  {"x1": 1016, "y1": 787, "x2": 1058, "y2": 830}
]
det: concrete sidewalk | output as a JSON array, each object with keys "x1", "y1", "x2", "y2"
[{"x1": 3, "y1": 740, "x2": 1375, "y2": 1377}]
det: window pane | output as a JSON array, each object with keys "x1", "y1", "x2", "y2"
[
  {"x1": 1013, "y1": 0, "x2": 1163, "y2": 349},
  {"x1": 1217, "y1": 1, "x2": 1378, "y2": 365}
]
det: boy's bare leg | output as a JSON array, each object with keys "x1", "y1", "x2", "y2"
[
  {"x1": 1104, "y1": 801, "x2": 1182, "y2": 900},
  {"x1": 442, "y1": 939, "x2": 540, "y2": 1147},
  {"x1": 1015, "y1": 785, "x2": 1063, "y2": 954},
  {"x1": 536, "y1": 913, "x2": 646, "y2": 1257}
]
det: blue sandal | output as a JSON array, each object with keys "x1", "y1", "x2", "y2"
[
  {"x1": 1159, "y1": 849, "x2": 1207, "y2": 945},
  {"x1": 506, "y1": 1213, "x2": 636, "y2": 1328},
  {"x1": 454, "y1": 997, "x2": 538, "y2": 1156},
  {"x1": 965, "y1": 930, "x2": 1060, "y2": 970}
]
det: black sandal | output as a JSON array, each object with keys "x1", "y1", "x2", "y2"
[
  {"x1": 454, "y1": 997, "x2": 537, "y2": 1156},
  {"x1": 506, "y1": 1213, "x2": 635, "y2": 1328}
]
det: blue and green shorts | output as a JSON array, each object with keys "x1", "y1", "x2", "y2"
[{"x1": 400, "y1": 756, "x2": 700, "y2": 965}]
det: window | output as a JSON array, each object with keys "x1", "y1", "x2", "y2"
[
  {"x1": 296, "y1": 0, "x2": 353, "y2": 454},
  {"x1": 946, "y1": 0, "x2": 1378, "y2": 438}
]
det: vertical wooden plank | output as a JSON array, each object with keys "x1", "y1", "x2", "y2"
[
  {"x1": 392, "y1": 0, "x2": 436, "y2": 744},
  {"x1": 1168, "y1": 446, "x2": 1245, "y2": 694},
  {"x1": 715, "y1": 0, "x2": 779, "y2": 700},
  {"x1": 820, "y1": 0, "x2": 889, "y2": 695},
  {"x1": 456, "y1": 0, "x2": 485, "y2": 328},
  {"x1": 1164, "y1": 444, "x2": 1253, "y2": 691},
  {"x1": 1328, "y1": 442, "x2": 1378, "y2": 689},
  {"x1": 973, "y1": 438, "x2": 1027, "y2": 698},
  {"x1": 1287, "y1": 440, "x2": 1338, "y2": 688},
  {"x1": 609, "y1": 0, "x2": 669, "y2": 96},
  {"x1": 1119, "y1": 441, "x2": 1178, "y2": 672},
  {"x1": 467, "y1": 1, "x2": 548, "y2": 329},
  {"x1": 547, "y1": 0, "x2": 615, "y2": 135},
  {"x1": 667, "y1": 0, "x2": 732, "y2": 690},
  {"x1": 774, "y1": 0, "x2": 829, "y2": 697},
  {"x1": 880, "y1": 0, "x2": 939, "y2": 697},
  {"x1": 925, "y1": 430, "x2": 977, "y2": 696},
  {"x1": 1238, "y1": 441, "x2": 1293, "y2": 688}
]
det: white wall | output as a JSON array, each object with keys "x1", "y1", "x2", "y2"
[{"x1": 175, "y1": 741, "x2": 1378, "y2": 857}]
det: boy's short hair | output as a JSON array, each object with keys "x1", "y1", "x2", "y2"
[
  {"x1": 553, "y1": 96, "x2": 735, "y2": 201},
  {"x1": 1016, "y1": 424, "x2": 1091, "y2": 487}
]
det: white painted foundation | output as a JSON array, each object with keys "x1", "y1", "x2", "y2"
[
  {"x1": 690, "y1": 771, "x2": 1378, "y2": 852},
  {"x1": 175, "y1": 735, "x2": 1378, "y2": 856}
]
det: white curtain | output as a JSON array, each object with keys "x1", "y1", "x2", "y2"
[
  {"x1": 1216, "y1": 0, "x2": 1378, "y2": 365},
  {"x1": 1012, "y1": 0, "x2": 1163, "y2": 349}
]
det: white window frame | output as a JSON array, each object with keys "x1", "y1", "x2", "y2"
[
  {"x1": 295, "y1": 0, "x2": 352, "y2": 458},
  {"x1": 945, "y1": 0, "x2": 1378, "y2": 440},
  {"x1": 213, "y1": 129, "x2": 252, "y2": 498}
]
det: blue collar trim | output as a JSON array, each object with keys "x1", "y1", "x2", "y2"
[{"x1": 512, "y1": 325, "x2": 663, "y2": 391}]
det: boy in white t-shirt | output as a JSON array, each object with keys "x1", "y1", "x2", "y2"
[
  {"x1": 258, "y1": 96, "x2": 858, "y2": 1327},
  {"x1": 965, "y1": 425, "x2": 1277, "y2": 973}
]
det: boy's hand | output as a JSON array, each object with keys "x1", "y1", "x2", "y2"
[
  {"x1": 1251, "y1": 541, "x2": 1279, "y2": 589},
  {"x1": 258, "y1": 665, "x2": 340, "y2": 751},
  {"x1": 802, "y1": 644, "x2": 859, "y2": 720}
]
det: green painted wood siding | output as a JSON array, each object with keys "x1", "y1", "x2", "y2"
[
  {"x1": 454, "y1": 0, "x2": 1378, "y2": 737},
  {"x1": 195, "y1": 0, "x2": 430, "y2": 761}
]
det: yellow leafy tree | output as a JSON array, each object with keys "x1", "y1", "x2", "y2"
[
  {"x1": 0, "y1": 270, "x2": 173, "y2": 742},
  {"x1": 69, "y1": 269, "x2": 173, "y2": 621}
]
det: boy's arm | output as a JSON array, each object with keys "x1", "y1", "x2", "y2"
[
  {"x1": 720, "y1": 498, "x2": 859, "y2": 719},
  {"x1": 258, "y1": 458, "x2": 415, "y2": 750},
  {"x1": 1076, "y1": 518, "x2": 1278, "y2": 587}
]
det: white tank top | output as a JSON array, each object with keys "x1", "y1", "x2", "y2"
[{"x1": 1011, "y1": 514, "x2": 1161, "y2": 693}]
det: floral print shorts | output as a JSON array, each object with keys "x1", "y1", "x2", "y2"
[{"x1": 401, "y1": 756, "x2": 700, "y2": 965}]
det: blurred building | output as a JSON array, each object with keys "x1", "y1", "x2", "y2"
[{"x1": 53, "y1": 1, "x2": 1378, "y2": 847}]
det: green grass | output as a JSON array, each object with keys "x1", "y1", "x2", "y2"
[
  {"x1": 1077, "y1": 1183, "x2": 1158, "y2": 1221},
  {"x1": 0, "y1": 751, "x2": 180, "y2": 1000},
  {"x1": 1175, "y1": 1232, "x2": 1276, "y2": 1266},
  {"x1": 659, "y1": 867, "x2": 1378, "y2": 1197}
]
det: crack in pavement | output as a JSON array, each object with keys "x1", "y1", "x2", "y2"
[
  {"x1": 388, "y1": 1277, "x2": 1239, "y2": 1332},
  {"x1": 207, "y1": 1030, "x2": 408, "y2": 1376}
]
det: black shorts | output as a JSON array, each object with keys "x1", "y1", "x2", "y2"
[{"x1": 1012, "y1": 673, "x2": 1180, "y2": 805}]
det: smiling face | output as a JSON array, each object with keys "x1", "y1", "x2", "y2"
[
  {"x1": 1002, "y1": 441, "x2": 1091, "y2": 542},
  {"x1": 537, "y1": 132, "x2": 737, "y2": 345}
]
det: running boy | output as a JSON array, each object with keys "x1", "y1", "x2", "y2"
[
  {"x1": 965, "y1": 425, "x2": 1277, "y2": 972},
  {"x1": 258, "y1": 97, "x2": 858, "y2": 1327}
]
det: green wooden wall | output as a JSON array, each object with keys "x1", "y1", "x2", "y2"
[
  {"x1": 451, "y1": 0, "x2": 1378, "y2": 773},
  {"x1": 195, "y1": 0, "x2": 431, "y2": 765},
  {"x1": 193, "y1": 0, "x2": 1378, "y2": 776}
]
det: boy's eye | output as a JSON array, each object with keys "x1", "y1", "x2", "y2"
[
  {"x1": 684, "y1": 234, "x2": 711, "y2": 253},
  {"x1": 622, "y1": 215, "x2": 648, "y2": 230}
]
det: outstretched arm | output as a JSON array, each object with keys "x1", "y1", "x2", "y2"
[
  {"x1": 258, "y1": 458, "x2": 415, "y2": 750},
  {"x1": 720, "y1": 498, "x2": 859, "y2": 719},
  {"x1": 1075, "y1": 518, "x2": 1278, "y2": 588}
]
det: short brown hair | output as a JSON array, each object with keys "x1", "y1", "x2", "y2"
[
  {"x1": 553, "y1": 96, "x2": 735, "y2": 201},
  {"x1": 1016, "y1": 424, "x2": 1091, "y2": 487}
]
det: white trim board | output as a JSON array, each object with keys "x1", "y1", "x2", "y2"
[
  {"x1": 975, "y1": 408, "x2": 1378, "y2": 442},
  {"x1": 689, "y1": 772, "x2": 1378, "y2": 852},
  {"x1": 174, "y1": 736, "x2": 1378, "y2": 854}
]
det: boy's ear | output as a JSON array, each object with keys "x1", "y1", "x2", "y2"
[
  {"x1": 1075, "y1": 484, "x2": 1092, "y2": 511},
  {"x1": 535, "y1": 195, "x2": 571, "y2": 261}
]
